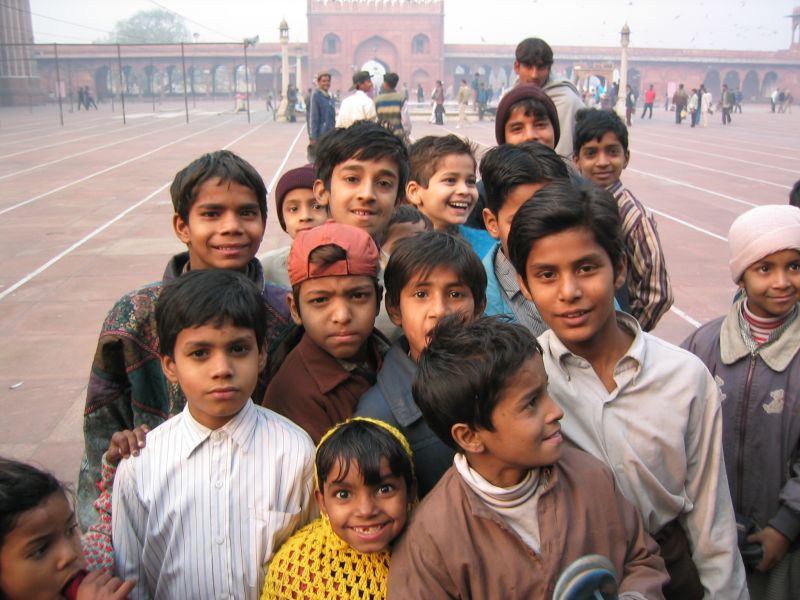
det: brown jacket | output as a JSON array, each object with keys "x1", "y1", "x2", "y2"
[
  {"x1": 264, "y1": 331, "x2": 387, "y2": 443},
  {"x1": 388, "y1": 447, "x2": 668, "y2": 599}
]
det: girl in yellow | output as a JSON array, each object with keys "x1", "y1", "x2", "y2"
[{"x1": 262, "y1": 418, "x2": 416, "y2": 599}]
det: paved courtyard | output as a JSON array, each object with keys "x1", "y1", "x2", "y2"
[{"x1": 0, "y1": 97, "x2": 798, "y2": 485}]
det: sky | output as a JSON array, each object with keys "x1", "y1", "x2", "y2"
[{"x1": 26, "y1": 0, "x2": 799, "y2": 51}]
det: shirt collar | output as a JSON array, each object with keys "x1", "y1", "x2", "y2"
[
  {"x1": 722, "y1": 297, "x2": 800, "y2": 370},
  {"x1": 180, "y1": 398, "x2": 258, "y2": 458},
  {"x1": 493, "y1": 247, "x2": 522, "y2": 298},
  {"x1": 545, "y1": 311, "x2": 643, "y2": 378},
  {"x1": 606, "y1": 180, "x2": 624, "y2": 198}
]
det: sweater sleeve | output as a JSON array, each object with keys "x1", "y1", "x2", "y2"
[
  {"x1": 770, "y1": 455, "x2": 800, "y2": 543},
  {"x1": 680, "y1": 367, "x2": 748, "y2": 599}
]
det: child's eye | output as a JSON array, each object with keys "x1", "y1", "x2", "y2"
[
  {"x1": 351, "y1": 291, "x2": 369, "y2": 300},
  {"x1": 201, "y1": 210, "x2": 219, "y2": 218},
  {"x1": 344, "y1": 176, "x2": 359, "y2": 184},
  {"x1": 790, "y1": 262, "x2": 800, "y2": 271},
  {"x1": 30, "y1": 543, "x2": 49, "y2": 559},
  {"x1": 240, "y1": 208, "x2": 258, "y2": 217},
  {"x1": 308, "y1": 296, "x2": 328, "y2": 305},
  {"x1": 286, "y1": 206, "x2": 298, "y2": 213},
  {"x1": 466, "y1": 178, "x2": 477, "y2": 186},
  {"x1": 537, "y1": 270, "x2": 556, "y2": 280},
  {"x1": 758, "y1": 265, "x2": 770, "y2": 273},
  {"x1": 443, "y1": 177, "x2": 456, "y2": 184},
  {"x1": 377, "y1": 484, "x2": 396, "y2": 495},
  {"x1": 377, "y1": 179, "x2": 395, "y2": 189},
  {"x1": 334, "y1": 490, "x2": 350, "y2": 500},
  {"x1": 582, "y1": 150, "x2": 597, "y2": 159},
  {"x1": 413, "y1": 290, "x2": 428, "y2": 299},
  {"x1": 312, "y1": 203, "x2": 325, "y2": 211},
  {"x1": 190, "y1": 349, "x2": 209, "y2": 359},
  {"x1": 448, "y1": 290, "x2": 465, "y2": 299},
  {"x1": 230, "y1": 344, "x2": 251, "y2": 356},
  {"x1": 578, "y1": 264, "x2": 597, "y2": 274}
]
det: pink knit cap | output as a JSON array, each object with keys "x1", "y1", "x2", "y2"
[{"x1": 728, "y1": 204, "x2": 800, "y2": 283}]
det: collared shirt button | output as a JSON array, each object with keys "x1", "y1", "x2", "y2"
[
  {"x1": 215, "y1": 536, "x2": 224, "y2": 545},
  {"x1": 214, "y1": 480, "x2": 223, "y2": 489}
]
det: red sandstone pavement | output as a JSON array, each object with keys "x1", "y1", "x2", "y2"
[{"x1": 1, "y1": 98, "x2": 798, "y2": 485}]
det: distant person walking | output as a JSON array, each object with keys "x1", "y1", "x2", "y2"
[
  {"x1": 432, "y1": 80, "x2": 445, "y2": 125},
  {"x1": 688, "y1": 88, "x2": 699, "y2": 128},
  {"x1": 456, "y1": 79, "x2": 471, "y2": 128},
  {"x1": 375, "y1": 72, "x2": 410, "y2": 142},
  {"x1": 335, "y1": 70, "x2": 377, "y2": 128},
  {"x1": 641, "y1": 84, "x2": 656, "y2": 118},
  {"x1": 625, "y1": 84, "x2": 635, "y2": 126},
  {"x1": 77, "y1": 86, "x2": 85, "y2": 111},
  {"x1": 308, "y1": 71, "x2": 336, "y2": 160},
  {"x1": 721, "y1": 84, "x2": 733, "y2": 125},
  {"x1": 84, "y1": 86, "x2": 98, "y2": 110},
  {"x1": 701, "y1": 85, "x2": 712, "y2": 128},
  {"x1": 733, "y1": 88, "x2": 742, "y2": 113},
  {"x1": 673, "y1": 84, "x2": 688, "y2": 124},
  {"x1": 417, "y1": 84, "x2": 424, "y2": 103}
]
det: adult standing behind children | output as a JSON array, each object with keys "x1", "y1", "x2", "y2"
[
  {"x1": 432, "y1": 80, "x2": 445, "y2": 125},
  {"x1": 375, "y1": 72, "x2": 411, "y2": 143},
  {"x1": 682, "y1": 205, "x2": 800, "y2": 600},
  {"x1": 508, "y1": 181, "x2": 747, "y2": 598},
  {"x1": 673, "y1": 84, "x2": 688, "y2": 124},
  {"x1": 641, "y1": 84, "x2": 656, "y2": 118},
  {"x1": 456, "y1": 79, "x2": 471, "y2": 129},
  {"x1": 336, "y1": 70, "x2": 377, "y2": 129},
  {"x1": 513, "y1": 37, "x2": 584, "y2": 158},
  {"x1": 308, "y1": 71, "x2": 337, "y2": 160}
]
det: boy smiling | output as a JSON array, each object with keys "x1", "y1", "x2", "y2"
[
  {"x1": 313, "y1": 121, "x2": 408, "y2": 246},
  {"x1": 508, "y1": 180, "x2": 747, "y2": 598}
]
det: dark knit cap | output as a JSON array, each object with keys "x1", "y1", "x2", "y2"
[
  {"x1": 274, "y1": 164, "x2": 316, "y2": 231},
  {"x1": 495, "y1": 83, "x2": 560, "y2": 146}
]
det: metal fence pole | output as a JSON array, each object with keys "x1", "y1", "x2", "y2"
[
  {"x1": 150, "y1": 60, "x2": 156, "y2": 113},
  {"x1": 116, "y1": 44, "x2": 126, "y2": 124},
  {"x1": 181, "y1": 42, "x2": 190, "y2": 124},
  {"x1": 53, "y1": 43, "x2": 64, "y2": 126}
]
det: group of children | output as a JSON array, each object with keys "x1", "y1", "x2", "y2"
[{"x1": 1, "y1": 91, "x2": 798, "y2": 600}]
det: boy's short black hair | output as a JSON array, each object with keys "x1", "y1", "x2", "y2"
[
  {"x1": 169, "y1": 150, "x2": 267, "y2": 224},
  {"x1": 384, "y1": 231, "x2": 487, "y2": 311},
  {"x1": 790, "y1": 179, "x2": 800, "y2": 208},
  {"x1": 413, "y1": 315, "x2": 542, "y2": 452},
  {"x1": 572, "y1": 108, "x2": 630, "y2": 156},
  {"x1": 156, "y1": 269, "x2": 267, "y2": 358},
  {"x1": 290, "y1": 244, "x2": 382, "y2": 316},
  {"x1": 407, "y1": 135, "x2": 477, "y2": 188},
  {"x1": 479, "y1": 142, "x2": 568, "y2": 215},
  {"x1": 515, "y1": 37, "x2": 553, "y2": 67},
  {"x1": 0, "y1": 458, "x2": 65, "y2": 549},
  {"x1": 316, "y1": 419, "x2": 415, "y2": 494},
  {"x1": 387, "y1": 204, "x2": 433, "y2": 231},
  {"x1": 508, "y1": 180, "x2": 624, "y2": 285},
  {"x1": 314, "y1": 121, "x2": 410, "y2": 197}
]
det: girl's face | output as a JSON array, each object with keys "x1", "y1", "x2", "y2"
[
  {"x1": 315, "y1": 457, "x2": 410, "y2": 554},
  {"x1": 0, "y1": 492, "x2": 84, "y2": 600}
]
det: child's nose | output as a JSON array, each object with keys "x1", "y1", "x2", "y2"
[
  {"x1": 558, "y1": 274, "x2": 582, "y2": 300},
  {"x1": 331, "y1": 299, "x2": 353, "y2": 323},
  {"x1": 56, "y1": 537, "x2": 81, "y2": 571},
  {"x1": 220, "y1": 212, "x2": 244, "y2": 233}
]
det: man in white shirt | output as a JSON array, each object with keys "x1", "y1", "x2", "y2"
[
  {"x1": 112, "y1": 270, "x2": 315, "y2": 600},
  {"x1": 336, "y1": 70, "x2": 377, "y2": 128}
]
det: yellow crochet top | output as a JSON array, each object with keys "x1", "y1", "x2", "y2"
[{"x1": 262, "y1": 516, "x2": 390, "y2": 600}]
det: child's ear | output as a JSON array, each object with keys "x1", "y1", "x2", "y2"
[
  {"x1": 160, "y1": 354, "x2": 179, "y2": 384},
  {"x1": 623, "y1": 151, "x2": 631, "y2": 169},
  {"x1": 386, "y1": 300, "x2": 403, "y2": 328},
  {"x1": 451, "y1": 423, "x2": 485, "y2": 454},
  {"x1": 406, "y1": 180, "x2": 423, "y2": 208},
  {"x1": 614, "y1": 254, "x2": 628, "y2": 291},
  {"x1": 517, "y1": 273, "x2": 534, "y2": 302},
  {"x1": 482, "y1": 208, "x2": 500, "y2": 240},
  {"x1": 288, "y1": 293, "x2": 303, "y2": 326},
  {"x1": 571, "y1": 153, "x2": 581, "y2": 168},
  {"x1": 258, "y1": 343, "x2": 268, "y2": 372},
  {"x1": 173, "y1": 213, "x2": 191, "y2": 245},
  {"x1": 313, "y1": 179, "x2": 330, "y2": 206},
  {"x1": 314, "y1": 488, "x2": 328, "y2": 516}
]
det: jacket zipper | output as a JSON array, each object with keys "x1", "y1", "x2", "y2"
[{"x1": 736, "y1": 354, "x2": 757, "y2": 510}]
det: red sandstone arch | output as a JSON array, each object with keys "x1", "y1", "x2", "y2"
[
  {"x1": 354, "y1": 36, "x2": 398, "y2": 75},
  {"x1": 742, "y1": 70, "x2": 759, "y2": 101}
]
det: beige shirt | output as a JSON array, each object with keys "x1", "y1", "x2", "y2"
[{"x1": 538, "y1": 313, "x2": 747, "y2": 600}]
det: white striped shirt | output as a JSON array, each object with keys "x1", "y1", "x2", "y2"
[{"x1": 112, "y1": 400, "x2": 316, "y2": 600}]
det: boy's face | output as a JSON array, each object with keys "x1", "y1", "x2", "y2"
[
  {"x1": 739, "y1": 249, "x2": 800, "y2": 318},
  {"x1": 282, "y1": 187, "x2": 328, "y2": 239},
  {"x1": 504, "y1": 106, "x2": 555, "y2": 148},
  {"x1": 161, "y1": 320, "x2": 266, "y2": 430},
  {"x1": 174, "y1": 177, "x2": 264, "y2": 271},
  {"x1": 290, "y1": 275, "x2": 378, "y2": 361},
  {"x1": 483, "y1": 182, "x2": 546, "y2": 256},
  {"x1": 407, "y1": 154, "x2": 478, "y2": 230},
  {"x1": 472, "y1": 354, "x2": 563, "y2": 487},
  {"x1": 0, "y1": 492, "x2": 85, "y2": 600},
  {"x1": 315, "y1": 456, "x2": 410, "y2": 554},
  {"x1": 518, "y1": 226, "x2": 626, "y2": 356},
  {"x1": 514, "y1": 61, "x2": 551, "y2": 87},
  {"x1": 573, "y1": 132, "x2": 629, "y2": 188},
  {"x1": 314, "y1": 158, "x2": 401, "y2": 245},
  {"x1": 387, "y1": 266, "x2": 482, "y2": 362}
]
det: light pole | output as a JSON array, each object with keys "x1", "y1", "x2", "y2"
[
  {"x1": 243, "y1": 36, "x2": 258, "y2": 124},
  {"x1": 276, "y1": 19, "x2": 290, "y2": 122},
  {"x1": 614, "y1": 23, "x2": 630, "y2": 119}
]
